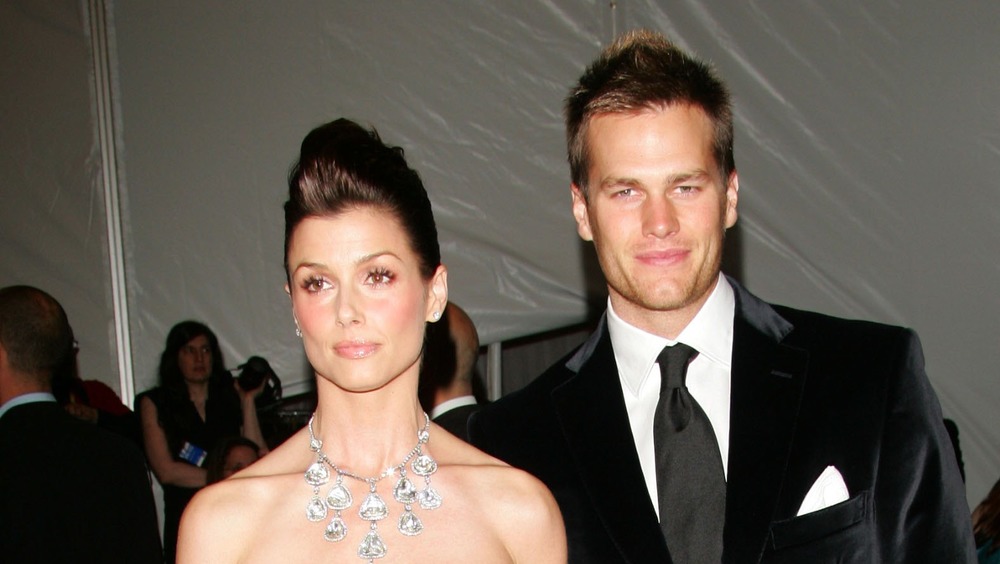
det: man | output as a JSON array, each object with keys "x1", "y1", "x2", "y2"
[
  {"x1": 51, "y1": 324, "x2": 143, "y2": 446},
  {"x1": 469, "y1": 30, "x2": 974, "y2": 563},
  {"x1": 0, "y1": 285, "x2": 162, "y2": 563},
  {"x1": 419, "y1": 303, "x2": 484, "y2": 441}
]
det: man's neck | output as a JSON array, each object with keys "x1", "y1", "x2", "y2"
[
  {"x1": 433, "y1": 383, "x2": 473, "y2": 409},
  {"x1": 608, "y1": 284, "x2": 717, "y2": 340},
  {"x1": 0, "y1": 372, "x2": 49, "y2": 406}
]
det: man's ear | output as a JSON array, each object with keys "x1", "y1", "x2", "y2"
[
  {"x1": 571, "y1": 184, "x2": 594, "y2": 242},
  {"x1": 724, "y1": 171, "x2": 739, "y2": 229},
  {"x1": 426, "y1": 265, "x2": 448, "y2": 321}
]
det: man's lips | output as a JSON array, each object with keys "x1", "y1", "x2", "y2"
[
  {"x1": 334, "y1": 340, "x2": 378, "y2": 359},
  {"x1": 635, "y1": 248, "x2": 689, "y2": 265}
]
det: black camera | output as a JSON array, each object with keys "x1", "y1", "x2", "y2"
[
  {"x1": 237, "y1": 356, "x2": 272, "y2": 390},
  {"x1": 236, "y1": 356, "x2": 282, "y2": 409}
]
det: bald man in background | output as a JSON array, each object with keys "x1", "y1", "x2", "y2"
[
  {"x1": 0, "y1": 285, "x2": 162, "y2": 563},
  {"x1": 419, "y1": 303, "x2": 484, "y2": 442}
]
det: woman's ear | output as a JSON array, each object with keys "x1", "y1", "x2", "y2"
[
  {"x1": 426, "y1": 265, "x2": 448, "y2": 322},
  {"x1": 284, "y1": 283, "x2": 301, "y2": 337}
]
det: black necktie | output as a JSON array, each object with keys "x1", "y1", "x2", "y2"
[{"x1": 653, "y1": 343, "x2": 726, "y2": 563}]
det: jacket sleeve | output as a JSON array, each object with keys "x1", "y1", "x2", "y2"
[{"x1": 875, "y1": 329, "x2": 976, "y2": 562}]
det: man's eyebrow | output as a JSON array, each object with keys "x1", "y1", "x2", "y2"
[
  {"x1": 597, "y1": 176, "x2": 642, "y2": 189},
  {"x1": 665, "y1": 170, "x2": 711, "y2": 184},
  {"x1": 597, "y1": 169, "x2": 711, "y2": 189}
]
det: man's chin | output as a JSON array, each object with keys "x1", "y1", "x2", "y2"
[{"x1": 625, "y1": 284, "x2": 701, "y2": 313}]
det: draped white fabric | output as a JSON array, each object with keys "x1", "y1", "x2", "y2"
[{"x1": 2, "y1": 0, "x2": 998, "y2": 507}]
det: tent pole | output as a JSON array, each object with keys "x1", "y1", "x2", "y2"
[
  {"x1": 486, "y1": 342, "x2": 502, "y2": 401},
  {"x1": 87, "y1": 0, "x2": 135, "y2": 407}
]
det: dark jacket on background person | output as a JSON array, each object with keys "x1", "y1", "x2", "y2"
[{"x1": 0, "y1": 401, "x2": 162, "y2": 563}]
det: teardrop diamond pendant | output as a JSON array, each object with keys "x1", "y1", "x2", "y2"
[
  {"x1": 393, "y1": 476, "x2": 418, "y2": 504},
  {"x1": 398, "y1": 510, "x2": 423, "y2": 536},
  {"x1": 358, "y1": 529, "x2": 387, "y2": 560},
  {"x1": 324, "y1": 517, "x2": 347, "y2": 542},
  {"x1": 327, "y1": 479, "x2": 353, "y2": 511},
  {"x1": 359, "y1": 491, "x2": 389, "y2": 521}
]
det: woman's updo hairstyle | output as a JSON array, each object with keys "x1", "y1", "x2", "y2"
[{"x1": 284, "y1": 118, "x2": 441, "y2": 280}]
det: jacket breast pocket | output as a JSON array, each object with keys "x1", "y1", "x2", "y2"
[{"x1": 768, "y1": 490, "x2": 871, "y2": 553}]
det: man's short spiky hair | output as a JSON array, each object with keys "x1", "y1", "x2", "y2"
[{"x1": 564, "y1": 29, "x2": 735, "y2": 196}]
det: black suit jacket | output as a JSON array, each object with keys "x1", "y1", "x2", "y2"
[
  {"x1": 434, "y1": 402, "x2": 482, "y2": 443},
  {"x1": 469, "y1": 279, "x2": 975, "y2": 563},
  {"x1": 0, "y1": 401, "x2": 163, "y2": 563}
]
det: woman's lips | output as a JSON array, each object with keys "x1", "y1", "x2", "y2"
[{"x1": 334, "y1": 340, "x2": 378, "y2": 359}]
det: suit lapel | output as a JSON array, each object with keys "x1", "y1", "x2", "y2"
[
  {"x1": 552, "y1": 322, "x2": 671, "y2": 563},
  {"x1": 723, "y1": 280, "x2": 809, "y2": 562}
]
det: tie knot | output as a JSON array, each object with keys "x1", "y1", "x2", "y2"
[{"x1": 657, "y1": 343, "x2": 698, "y2": 390}]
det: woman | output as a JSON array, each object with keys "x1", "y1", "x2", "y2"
[
  {"x1": 974, "y1": 478, "x2": 1000, "y2": 563},
  {"x1": 206, "y1": 436, "x2": 262, "y2": 483},
  {"x1": 138, "y1": 321, "x2": 268, "y2": 563},
  {"x1": 178, "y1": 119, "x2": 565, "y2": 563}
]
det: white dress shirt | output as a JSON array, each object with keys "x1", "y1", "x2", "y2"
[
  {"x1": 0, "y1": 392, "x2": 56, "y2": 420},
  {"x1": 430, "y1": 395, "x2": 478, "y2": 420},
  {"x1": 608, "y1": 275, "x2": 734, "y2": 519}
]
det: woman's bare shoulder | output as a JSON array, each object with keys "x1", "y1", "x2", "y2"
[
  {"x1": 178, "y1": 433, "x2": 316, "y2": 563},
  {"x1": 178, "y1": 476, "x2": 267, "y2": 562},
  {"x1": 434, "y1": 433, "x2": 567, "y2": 563}
]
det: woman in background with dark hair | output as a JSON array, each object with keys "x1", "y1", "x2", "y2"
[
  {"x1": 975, "y1": 478, "x2": 1000, "y2": 563},
  {"x1": 206, "y1": 436, "x2": 262, "y2": 484},
  {"x1": 138, "y1": 320, "x2": 268, "y2": 563},
  {"x1": 178, "y1": 119, "x2": 564, "y2": 563}
]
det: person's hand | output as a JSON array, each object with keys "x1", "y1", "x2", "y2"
[
  {"x1": 64, "y1": 402, "x2": 100, "y2": 424},
  {"x1": 234, "y1": 376, "x2": 266, "y2": 405}
]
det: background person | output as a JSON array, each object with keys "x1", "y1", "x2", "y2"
[
  {"x1": 177, "y1": 118, "x2": 565, "y2": 563},
  {"x1": 419, "y1": 302, "x2": 485, "y2": 442},
  {"x1": 0, "y1": 285, "x2": 161, "y2": 563},
  {"x1": 205, "y1": 436, "x2": 261, "y2": 483},
  {"x1": 974, "y1": 478, "x2": 1000, "y2": 563},
  {"x1": 51, "y1": 324, "x2": 142, "y2": 446},
  {"x1": 138, "y1": 320, "x2": 268, "y2": 563}
]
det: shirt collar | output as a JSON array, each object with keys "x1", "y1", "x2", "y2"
[
  {"x1": 430, "y1": 395, "x2": 478, "y2": 420},
  {"x1": 0, "y1": 392, "x2": 57, "y2": 420},
  {"x1": 608, "y1": 275, "x2": 735, "y2": 396}
]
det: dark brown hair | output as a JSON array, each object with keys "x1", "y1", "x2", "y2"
[
  {"x1": 157, "y1": 320, "x2": 228, "y2": 395},
  {"x1": 284, "y1": 118, "x2": 440, "y2": 280},
  {"x1": 205, "y1": 436, "x2": 261, "y2": 484},
  {"x1": 564, "y1": 29, "x2": 735, "y2": 197}
]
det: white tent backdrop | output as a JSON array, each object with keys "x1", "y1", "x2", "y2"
[{"x1": 3, "y1": 0, "x2": 998, "y2": 508}]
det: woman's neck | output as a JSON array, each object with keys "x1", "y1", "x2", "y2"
[
  {"x1": 310, "y1": 380, "x2": 427, "y2": 477},
  {"x1": 185, "y1": 379, "x2": 209, "y2": 399}
]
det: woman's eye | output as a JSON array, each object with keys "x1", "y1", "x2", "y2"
[
  {"x1": 301, "y1": 276, "x2": 329, "y2": 292},
  {"x1": 366, "y1": 268, "x2": 394, "y2": 286}
]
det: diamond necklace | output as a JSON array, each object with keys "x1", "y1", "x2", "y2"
[{"x1": 304, "y1": 412, "x2": 442, "y2": 562}]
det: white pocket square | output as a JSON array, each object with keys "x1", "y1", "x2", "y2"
[{"x1": 796, "y1": 465, "x2": 849, "y2": 516}]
